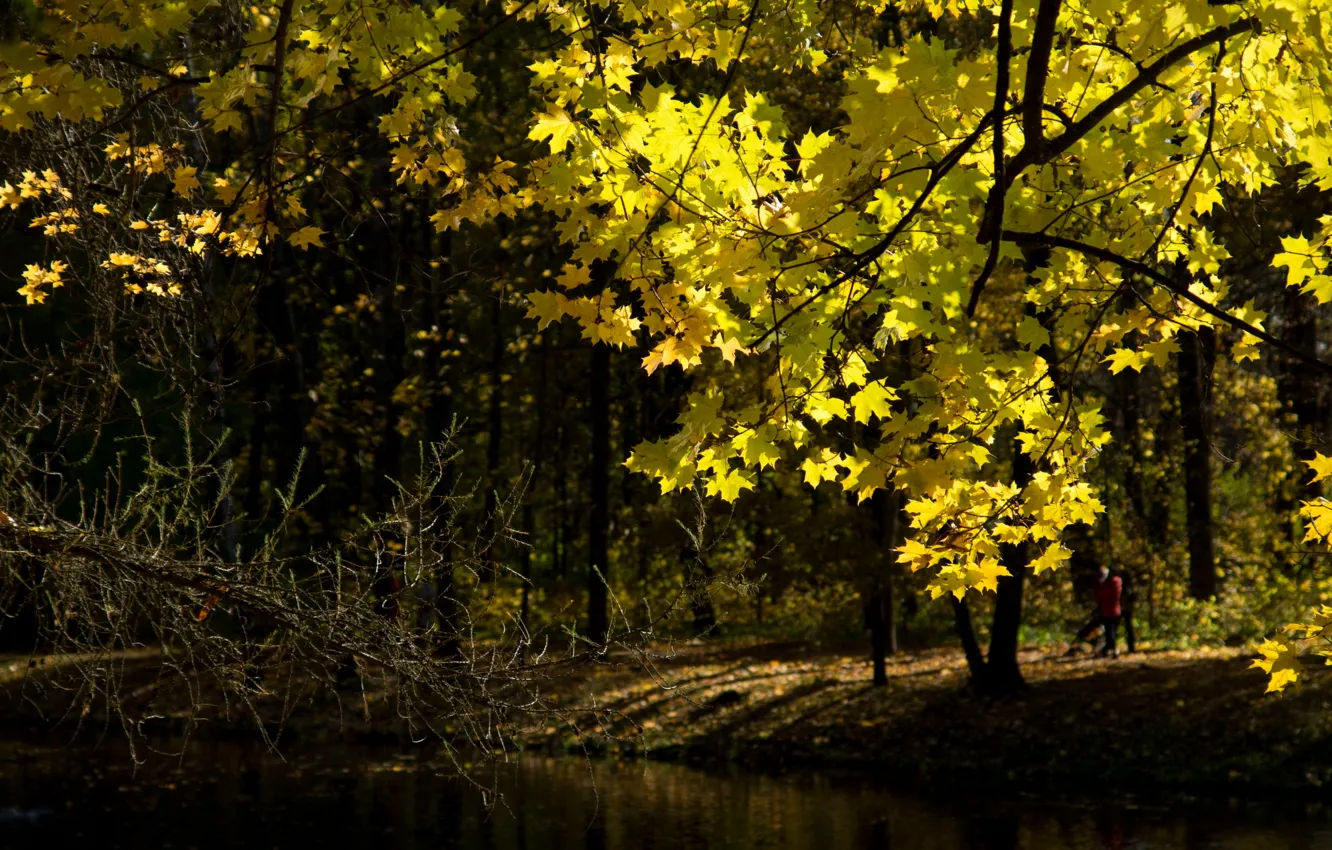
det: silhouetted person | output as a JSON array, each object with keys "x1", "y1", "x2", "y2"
[{"x1": 1070, "y1": 564, "x2": 1123, "y2": 658}]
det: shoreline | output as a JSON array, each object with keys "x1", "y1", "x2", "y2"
[
  {"x1": 3, "y1": 643, "x2": 1329, "y2": 801},
  {"x1": 519, "y1": 644, "x2": 1332, "y2": 800}
]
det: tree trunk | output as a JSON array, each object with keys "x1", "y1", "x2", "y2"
[
  {"x1": 986, "y1": 446, "x2": 1034, "y2": 691},
  {"x1": 556, "y1": 418, "x2": 571, "y2": 579},
  {"x1": 866, "y1": 488, "x2": 900, "y2": 686},
  {"x1": 371, "y1": 209, "x2": 405, "y2": 518},
  {"x1": 1275, "y1": 288, "x2": 1324, "y2": 546},
  {"x1": 1177, "y1": 327, "x2": 1217, "y2": 600},
  {"x1": 242, "y1": 357, "x2": 274, "y2": 524},
  {"x1": 587, "y1": 341, "x2": 611, "y2": 643},
  {"x1": 951, "y1": 597, "x2": 987, "y2": 680},
  {"x1": 951, "y1": 260, "x2": 1052, "y2": 693},
  {"x1": 482, "y1": 277, "x2": 505, "y2": 577},
  {"x1": 519, "y1": 332, "x2": 551, "y2": 649},
  {"x1": 424, "y1": 223, "x2": 458, "y2": 653}
]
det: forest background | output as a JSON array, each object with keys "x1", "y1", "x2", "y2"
[{"x1": 2, "y1": 0, "x2": 1332, "y2": 750}]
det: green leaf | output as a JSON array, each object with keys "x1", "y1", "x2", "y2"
[{"x1": 1016, "y1": 315, "x2": 1050, "y2": 350}]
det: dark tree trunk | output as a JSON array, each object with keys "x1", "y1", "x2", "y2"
[
  {"x1": 1114, "y1": 343, "x2": 1148, "y2": 524},
  {"x1": 587, "y1": 341, "x2": 611, "y2": 643},
  {"x1": 866, "y1": 488, "x2": 900, "y2": 686},
  {"x1": 371, "y1": 218, "x2": 405, "y2": 518},
  {"x1": 256, "y1": 260, "x2": 316, "y2": 506},
  {"x1": 950, "y1": 257, "x2": 1052, "y2": 693},
  {"x1": 519, "y1": 333, "x2": 551, "y2": 647},
  {"x1": 242, "y1": 357, "x2": 274, "y2": 524},
  {"x1": 482, "y1": 278, "x2": 505, "y2": 577},
  {"x1": 1275, "y1": 288, "x2": 1324, "y2": 545},
  {"x1": 557, "y1": 418, "x2": 571, "y2": 579},
  {"x1": 750, "y1": 495, "x2": 769, "y2": 628},
  {"x1": 424, "y1": 224, "x2": 458, "y2": 653},
  {"x1": 182, "y1": 39, "x2": 236, "y2": 565},
  {"x1": 1177, "y1": 327, "x2": 1217, "y2": 599},
  {"x1": 201, "y1": 285, "x2": 237, "y2": 566},
  {"x1": 986, "y1": 446, "x2": 1034, "y2": 691},
  {"x1": 951, "y1": 597, "x2": 987, "y2": 680}
]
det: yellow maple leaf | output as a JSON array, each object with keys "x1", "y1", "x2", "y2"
[
  {"x1": 172, "y1": 166, "x2": 200, "y2": 197},
  {"x1": 1103, "y1": 348, "x2": 1142, "y2": 375},
  {"x1": 1251, "y1": 639, "x2": 1301, "y2": 694},
  {"x1": 851, "y1": 382, "x2": 895, "y2": 424},
  {"x1": 801, "y1": 451, "x2": 839, "y2": 487},
  {"x1": 1305, "y1": 452, "x2": 1332, "y2": 483},
  {"x1": 288, "y1": 226, "x2": 323, "y2": 250},
  {"x1": 1301, "y1": 500, "x2": 1332, "y2": 543},
  {"x1": 705, "y1": 466, "x2": 755, "y2": 502},
  {"x1": 965, "y1": 558, "x2": 1011, "y2": 594},
  {"x1": 528, "y1": 108, "x2": 578, "y2": 154},
  {"x1": 713, "y1": 335, "x2": 744, "y2": 364}
]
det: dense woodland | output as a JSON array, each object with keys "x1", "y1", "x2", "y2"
[{"x1": 2, "y1": 0, "x2": 1332, "y2": 751}]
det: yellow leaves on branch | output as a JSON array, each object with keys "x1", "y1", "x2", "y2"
[
  {"x1": 1252, "y1": 607, "x2": 1332, "y2": 693},
  {"x1": 1299, "y1": 459, "x2": 1332, "y2": 546},
  {"x1": 1, "y1": 170, "x2": 66, "y2": 211},
  {"x1": 18, "y1": 261, "x2": 67, "y2": 305},
  {"x1": 1252, "y1": 639, "x2": 1303, "y2": 694},
  {"x1": 1273, "y1": 232, "x2": 1332, "y2": 304},
  {"x1": 1263, "y1": 459, "x2": 1332, "y2": 692},
  {"x1": 1304, "y1": 452, "x2": 1332, "y2": 484},
  {"x1": 100, "y1": 253, "x2": 181, "y2": 297},
  {"x1": 9, "y1": 0, "x2": 1332, "y2": 614}
]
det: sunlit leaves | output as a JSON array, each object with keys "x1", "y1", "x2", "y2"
[
  {"x1": 1104, "y1": 349, "x2": 1144, "y2": 375},
  {"x1": 7, "y1": 0, "x2": 1332, "y2": 612},
  {"x1": 1304, "y1": 453, "x2": 1332, "y2": 484},
  {"x1": 529, "y1": 108, "x2": 578, "y2": 153},
  {"x1": 288, "y1": 227, "x2": 324, "y2": 251},
  {"x1": 1252, "y1": 639, "x2": 1302, "y2": 693},
  {"x1": 18, "y1": 262, "x2": 67, "y2": 305},
  {"x1": 850, "y1": 383, "x2": 896, "y2": 424},
  {"x1": 171, "y1": 166, "x2": 200, "y2": 197}
]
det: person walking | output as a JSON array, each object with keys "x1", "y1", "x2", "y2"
[{"x1": 1069, "y1": 564, "x2": 1124, "y2": 658}]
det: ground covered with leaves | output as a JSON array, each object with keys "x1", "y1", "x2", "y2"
[
  {"x1": 3, "y1": 643, "x2": 1330, "y2": 799},
  {"x1": 523, "y1": 643, "x2": 1332, "y2": 798}
]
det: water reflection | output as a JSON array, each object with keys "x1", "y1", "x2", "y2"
[{"x1": 0, "y1": 738, "x2": 1328, "y2": 850}]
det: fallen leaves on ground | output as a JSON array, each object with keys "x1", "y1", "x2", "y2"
[{"x1": 522, "y1": 643, "x2": 1332, "y2": 796}]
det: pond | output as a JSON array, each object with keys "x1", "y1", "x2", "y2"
[{"x1": 1, "y1": 736, "x2": 1329, "y2": 850}]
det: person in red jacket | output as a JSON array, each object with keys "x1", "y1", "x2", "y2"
[{"x1": 1070, "y1": 564, "x2": 1123, "y2": 658}]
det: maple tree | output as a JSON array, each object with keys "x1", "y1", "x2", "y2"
[{"x1": 4, "y1": 0, "x2": 1332, "y2": 692}]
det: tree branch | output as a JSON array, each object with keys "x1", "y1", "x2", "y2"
[
  {"x1": 1143, "y1": 44, "x2": 1226, "y2": 261},
  {"x1": 263, "y1": 0, "x2": 297, "y2": 220},
  {"x1": 1022, "y1": 0, "x2": 1062, "y2": 156},
  {"x1": 1000, "y1": 229, "x2": 1332, "y2": 376},
  {"x1": 1006, "y1": 17, "x2": 1257, "y2": 182},
  {"x1": 965, "y1": 0, "x2": 1016, "y2": 316},
  {"x1": 749, "y1": 110, "x2": 1000, "y2": 349}
]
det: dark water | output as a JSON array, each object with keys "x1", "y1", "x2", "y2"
[{"x1": 1, "y1": 737, "x2": 1329, "y2": 850}]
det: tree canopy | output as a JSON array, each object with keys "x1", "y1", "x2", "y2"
[{"x1": 4, "y1": 0, "x2": 1332, "y2": 696}]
